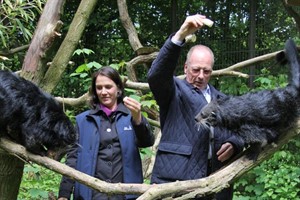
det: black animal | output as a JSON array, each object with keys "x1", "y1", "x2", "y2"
[
  {"x1": 195, "y1": 39, "x2": 300, "y2": 160},
  {"x1": 0, "y1": 71, "x2": 77, "y2": 160}
]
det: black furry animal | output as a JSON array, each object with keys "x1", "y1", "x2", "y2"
[
  {"x1": 195, "y1": 39, "x2": 300, "y2": 160},
  {"x1": 0, "y1": 71, "x2": 77, "y2": 160}
]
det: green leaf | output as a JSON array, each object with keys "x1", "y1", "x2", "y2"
[
  {"x1": 28, "y1": 188, "x2": 48, "y2": 198},
  {"x1": 87, "y1": 61, "x2": 102, "y2": 69},
  {"x1": 82, "y1": 48, "x2": 94, "y2": 55},
  {"x1": 141, "y1": 100, "x2": 156, "y2": 108},
  {"x1": 79, "y1": 73, "x2": 89, "y2": 78},
  {"x1": 75, "y1": 64, "x2": 89, "y2": 73},
  {"x1": 129, "y1": 94, "x2": 141, "y2": 101},
  {"x1": 110, "y1": 63, "x2": 120, "y2": 70}
]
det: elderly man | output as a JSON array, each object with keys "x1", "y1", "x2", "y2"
[{"x1": 147, "y1": 14, "x2": 244, "y2": 199}]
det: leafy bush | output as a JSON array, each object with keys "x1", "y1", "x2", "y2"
[
  {"x1": 18, "y1": 164, "x2": 61, "y2": 200},
  {"x1": 234, "y1": 139, "x2": 300, "y2": 200}
]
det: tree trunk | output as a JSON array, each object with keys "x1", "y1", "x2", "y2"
[
  {"x1": 41, "y1": 0, "x2": 99, "y2": 93},
  {"x1": 21, "y1": 0, "x2": 66, "y2": 85},
  {"x1": 0, "y1": 149, "x2": 24, "y2": 200},
  {"x1": 0, "y1": 0, "x2": 99, "y2": 199}
]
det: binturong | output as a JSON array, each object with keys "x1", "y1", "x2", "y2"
[{"x1": 195, "y1": 38, "x2": 300, "y2": 160}]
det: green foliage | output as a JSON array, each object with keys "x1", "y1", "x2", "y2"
[
  {"x1": 215, "y1": 76, "x2": 250, "y2": 95},
  {"x1": 218, "y1": 66, "x2": 289, "y2": 96},
  {"x1": 234, "y1": 138, "x2": 300, "y2": 200},
  {"x1": 253, "y1": 68, "x2": 288, "y2": 90},
  {"x1": 53, "y1": 48, "x2": 103, "y2": 103},
  {"x1": 0, "y1": 0, "x2": 45, "y2": 49},
  {"x1": 18, "y1": 164, "x2": 61, "y2": 200},
  {"x1": 125, "y1": 90, "x2": 159, "y2": 113}
]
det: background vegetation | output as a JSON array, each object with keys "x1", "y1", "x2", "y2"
[{"x1": 0, "y1": 0, "x2": 299, "y2": 199}]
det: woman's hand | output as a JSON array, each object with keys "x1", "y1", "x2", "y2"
[{"x1": 123, "y1": 96, "x2": 142, "y2": 124}]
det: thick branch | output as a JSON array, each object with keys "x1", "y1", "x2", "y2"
[
  {"x1": 127, "y1": 52, "x2": 159, "y2": 67},
  {"x1": 0, "y1": 120, "x2": 298, "y2": 199},
  {"x1": 138, "y1": 121, "x2": 300, "y2": 199},
  {"x1": 56, "y1": 93, "x2": 88, "y2": 107},
  {"x1": 22, "y1": 0, "x2": 65, "y2": 77},
  {"x1": 0, "y1": 138, "x2": 151, "y2": 196},
  {"x1": 117, "y1": 0, "x2": 142, "y2": 51}
]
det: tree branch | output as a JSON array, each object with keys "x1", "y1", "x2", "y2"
[
  {"x1": 0, "y1": 120, "x2": 298, "y2": 199},
  {"x1": 0, "y1": 44, "x2": 29, "y2": 56},
  {"x1": 117, "y1": 0, "x2": 142, "y2": 51},
  {"x1": 57, "y1": 48, "x2": 286, "y2": 106},
  {"x1": 56, "y1": 93, "x2": 89, "y2": 108},
  {"x1": 137, "y1": 121, "x2": 300, "y2": 199},
  {"x1": 0, "y1": 138, "x2": 151, "y2": 196}
]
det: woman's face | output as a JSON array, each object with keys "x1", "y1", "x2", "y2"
[{"x1": 95, "y1": 75, "x2": 120, "y2": 110}]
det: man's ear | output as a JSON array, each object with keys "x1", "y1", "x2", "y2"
[{"x1": 184, "y1": 64, "x2": 188, "y2": 74}]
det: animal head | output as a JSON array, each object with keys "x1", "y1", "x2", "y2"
[
  {"x1": 195, "y1": 100, "x2": 219, "y2": 129},
  {"x1": 42, "y1": 114, "x2": 77, "y2": 160},
  {"x1": 21, "y1": 98, "x2": 77, "y2": 160}
]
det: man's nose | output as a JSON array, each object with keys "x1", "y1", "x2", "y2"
[{"x1": 197, "y1": 69, "x2": 205, "y2": 78}]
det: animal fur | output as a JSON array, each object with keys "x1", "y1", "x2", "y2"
[
  {"x1": 195, "y1": 39, "x2": 300, "y2": 160},
  {"x1": 0, "y1": 71, "x2": 77, "y2": 160}
]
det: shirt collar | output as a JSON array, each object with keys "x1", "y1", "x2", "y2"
[
  {"x1": 201, "y1": 85, "x2": 211, "y2": 95},
  {"x1": 89, "y1": 103, "x2": 130, "y2": 116}
]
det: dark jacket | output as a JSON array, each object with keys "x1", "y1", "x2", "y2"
[
  {"x1": 59, "y1": 104, "x2": 154, "y2": 200},
  {"x1": 147, "y1": 37, "x2": 244, "y2": 199}
]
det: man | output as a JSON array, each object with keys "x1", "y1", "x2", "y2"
[{"x1": 147, "y1": 14, "x2": 244, "y2": 199}]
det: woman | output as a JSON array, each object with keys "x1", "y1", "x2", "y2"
[{"x1": 58, "y1": 66, "x2": 154, "y2": 200}]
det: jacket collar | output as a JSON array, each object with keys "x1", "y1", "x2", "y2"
[
  {"x1": 183, "y1": 79, "x2": 223, "y2": 100},
  {"x1": 88, "y1": 103, "x2": 130, "y2": 116}
]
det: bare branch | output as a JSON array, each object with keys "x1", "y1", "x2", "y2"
[
  {"x1": 224, "y1": 50, "x2": 283, "y2": 71},
  {"x1": 54, "y1": 92, "x2": 160, "y2": 128},
  {"x1": 0, "y1": 120, "x2": 298, "y2": 199},
  {"x1": 138, "y1": 121, "x2": 300, "y2": 199},
  {"x1": 126, "y1": 52, "x2": 159, "y2": 67},
  {"x1": 124, "y1": 80, "x2": 150, "y2": 91},
  {"x1": 0, "y1": 44, "x2": 29, "y2": 56},
  {"x1": 55, "y1": 93, "x2": 89, "y2": 107},
  {"x1": 117, "y1": 0, "x2": 142, "y2": 51},
  {"x1": 0, "y1": 138, "x2": 151, "y2": 196}
]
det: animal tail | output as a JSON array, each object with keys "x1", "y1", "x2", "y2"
[{"x1": 277, "y1": 39, "x2": 300, "y2": 88}]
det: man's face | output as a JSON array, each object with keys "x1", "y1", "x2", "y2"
[{"x1": 184, "y1": 48, "x2": 213, "y2": 90}]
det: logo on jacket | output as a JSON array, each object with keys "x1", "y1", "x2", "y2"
[{"x1": 124, "y1": 125, "x2": 132, "y2": 131}]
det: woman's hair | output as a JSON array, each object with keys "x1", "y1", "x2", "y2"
[{"x1": 88, "y1": 66, "x2": 125, "y2": 109}]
